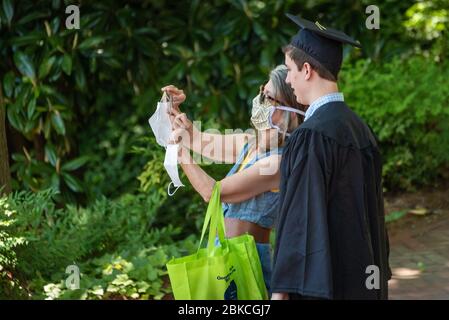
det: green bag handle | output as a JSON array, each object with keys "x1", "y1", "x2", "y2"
[{"x1": 197, "y1": 182, "x2": 226, "y2": 254}]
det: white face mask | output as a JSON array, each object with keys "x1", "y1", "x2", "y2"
[
  {"x1": 163, "y1": 144, "x2": 184, "y2": 196},
  {"x1": 251, "y1": 93, "x2": 305, "y2": 136},
  {"x1": 148, "y1": 93, "x2": 173, "y2": 147}
]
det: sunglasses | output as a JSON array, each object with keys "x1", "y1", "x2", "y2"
[{"x1": 259, "y1": 84, "x2": 285, "y2": 106}]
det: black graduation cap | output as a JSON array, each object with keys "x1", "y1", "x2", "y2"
[{"x1": 286, "y1": 13, "x2": 361, "y2": 79}]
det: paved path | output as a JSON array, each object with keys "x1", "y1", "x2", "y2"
[{"x1": 387, "y1": 207, "x2": 449, "y2": 300}]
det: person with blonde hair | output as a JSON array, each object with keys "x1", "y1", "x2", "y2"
[{"x1": 162, "y1": 64, "x2": 305, "y2": 292}]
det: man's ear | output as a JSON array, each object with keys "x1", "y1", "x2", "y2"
[{"x1": 303, "y1": 62, "x2": 312, "y2": 81}]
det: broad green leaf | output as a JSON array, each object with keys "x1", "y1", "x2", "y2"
[
  {"x1": 51, "y1": 111, "x2": 66, "y2": 135},
  {"x1": 134, "y1": 27, "x2": 157, "y2": 35},
  {"x1": 3, "y1": 72, "x2": 15, "y2": 97},
  {"x1": 27, "y1": 97, "x2": 36, "y2": 119},
  {"x1": 62, "y1": 156, "x2": 90, "y2": 172},
  {"x1": 253, "y1": 21, "x2": 268, "y2": 41},
  {"x1": 16, "y1": 83, "x2": 31, "y2": 108},
  {"x1": 7, "y1": 108, "x2": 22, "y2": 131},
  {"x1": 24, "y1": 119, "x2": 36, "y2": 133},
  {"x1": 75, "y1": 66, "x2": 86, "y2": 91},
  {"x1": 17, "y1": 11, "x2": 51, "y2": 25},
  {"x1": 45, "y1": 144, "x2": 58, "y2": 167},
  {"x1": 51, "y1": 16, "x2": 60, "y2": 34},
  {"x1": 62, "y1": 54, "x2": 72, "y2": 75},
  {"x1": 191, "y1": 68, "x2": 206, "y2": 87},
  {"x1": 50, "y1": 173, "x2": 60, "y2": 191},
  {"x1": 103, "y1": 58, "x2": 121, "y2": 69},
  {"x1": 62, "y1": 173, "x2": 83, "y2": 193},
  {"x1": 43, "y1": 116, "x2": 51, "y2": 139},
  {"x1": 48, "y1": 69, "x2": 62, "y2": 82},
  {"x1": 3, "y1": 0, "x2": 14, "y2": 25},
  {"x1": 13, "y1": 52, "x2": 35, "y2": 80},
  {"x1": 77, "y1": 36, "x2": 106, "y2": 50},
  {"x1": 11, "y1": 153, "x2": 26, "y2": 162},
  {"x1": 38, "y1": 56, "x2": 57, "y2": 79},
  {"x1": 9, "y1": 33, "x2": 42, "y2": 47}
]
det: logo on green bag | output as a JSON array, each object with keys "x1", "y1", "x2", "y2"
[
  {"x1": 224, "y1": 280, "x2": 237, "y2": 300},
  {"x1": 218, "y1": 266, "x2": 238, "y2": 300},
  {"x1": 217, "y1": 265, "x2": 236, "y2": 282}
]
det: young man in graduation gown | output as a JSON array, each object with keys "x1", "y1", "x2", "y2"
[{"x1": 271, "y1": 14, "x2": 391, "y2": 300}]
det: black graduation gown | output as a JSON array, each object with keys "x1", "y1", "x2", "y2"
[{"x1": 271, "y1": 101, "x2": 391, "y2": 299}]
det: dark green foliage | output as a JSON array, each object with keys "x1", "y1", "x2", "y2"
[
  {"x1": 2, "y1": 0, "x2": 447, "y2": 200},
  {"x1": 341, "y1": 56, "x2": 449, "y2": 190},
  {"x1": 1, "y1": 0, "x2": 448, "y2": 299},
  {"x1": 0, "y1": 188, "x2": 199, "y2": 299}
]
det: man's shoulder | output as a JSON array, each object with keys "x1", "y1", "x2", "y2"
[
  {"x1": 301, "y1": 101, "x2": 352, "y2": 129},
  {"x1": 298, "y1": 101, "x2": 378, "y2": 149}
]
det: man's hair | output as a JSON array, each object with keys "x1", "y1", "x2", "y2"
[{"x1": 282, "y1": 44, "x2": 337, "y2": 82}]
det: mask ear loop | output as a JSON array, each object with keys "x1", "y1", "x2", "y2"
[
  {"x1": 161, "y1": 91, "x2": 168, "y2": 103},
  {"x1": 155, "y1": 93, "x2": 167, "y2": 133},
  {"x1": 160, "y1": 91, "x2": 174, "y2": 114},
  {"x1": 281, "y1": 111, "x2": 290, "y2": 138},
  {"x1": 269, "y1": 106, "x2": 306, "y2": 136},
  {"x1": 268, "y1": 107, "x2": 282, "y2": 132},
  {"x1": 160, "y1": 91, "x2": 182, "y2": 195},
  {"x1": 278, "y1": 106, "x2": 305, "y2": 136},
  {"x1": 167, "y1": 92, "x2": 173, "y2": 114},
  {"x1": 161, "y1": 91, "x2": 175, "y2": 140},
  {"x1": 159, "y1": 91, "x2": 171, "y2": 132},
  {"x1": 276, "y1": 106, "x2": 306, "y2": 116},
  {"x1": 167, "y1": 182, "x2": 180, "y2": 196}
]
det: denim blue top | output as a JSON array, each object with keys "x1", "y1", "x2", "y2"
[{"x1": 222, "y1": 143, "x2": 283, "y2": 229}]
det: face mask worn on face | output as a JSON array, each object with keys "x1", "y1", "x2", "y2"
[
  {"x1": 250, "y1": 93, "x2": 305, "y2": 136},
  {"x1": 163, "y1": 144, "x2": 185, "y2": 196},
  {"x1": 148, "y1": 92, "x2": 173, "y2": 147}
]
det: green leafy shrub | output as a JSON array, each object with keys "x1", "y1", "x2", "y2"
[
  {"x1": 135, "y1": 130, "x2": 234, "y2": 233},
  {"x1": 2, "y1": 0, "x2": 426, "y2": 203},
  {"x1": 0, "y1": 196, "x2": 29, "y2": 298},
  {"x1": 0, "y1": 188, "x2": 199, "y2": 299},
  {"x1": 341, "y1": 55, "x2": 449, "y2": 190},
  {"x1": 2, "y1": 0, "x2": 449, "y2": 301}
]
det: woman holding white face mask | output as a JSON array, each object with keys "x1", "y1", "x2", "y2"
[{"x1": 162, "y1": 65, "x2": 306, "y2": 293}]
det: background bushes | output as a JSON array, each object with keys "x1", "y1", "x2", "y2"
[
  {"x1": 1, "y1": 0, "x2": 448, "y2": 299},
  {"x1": 341, "y1": 56, "x2": 449, "y2": 190},
  {"x1": 0, "y1": 188, "x2": 200, "y2": 299}
]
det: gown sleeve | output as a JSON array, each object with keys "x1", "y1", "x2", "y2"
[{"x1": 271, "y1": 128, "x2": 334, "y2": 299}]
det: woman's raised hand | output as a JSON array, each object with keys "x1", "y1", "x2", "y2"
[
  {"x1": 161, "y1": 85, "x2": 186, "y2": 110},
  {"x1": 169, "y1": 107, "x2": 194, "y2": 145}
]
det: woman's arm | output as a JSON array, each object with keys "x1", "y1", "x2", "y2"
[
  {"x1": 162, "y1": 85, "x2": 252, "y2": 163},
  {"x1": 178, "y1": 146, "x2": 281, "y2": 203},
  {"x1": 171, "y1": 107, "x2": 252, "y2": 164}
]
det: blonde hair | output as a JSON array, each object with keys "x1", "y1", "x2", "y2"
[{"x1": 268, "y1": 64, "x2": 305, "y2": 147}]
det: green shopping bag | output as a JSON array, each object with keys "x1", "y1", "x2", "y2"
[{"x1": 166, "y1": 182, "x2": 268, "y2": 300}]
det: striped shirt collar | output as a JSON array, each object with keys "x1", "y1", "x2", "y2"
[{"x1": 305, "y1": 92, "x2": 344, "y2": 121}]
